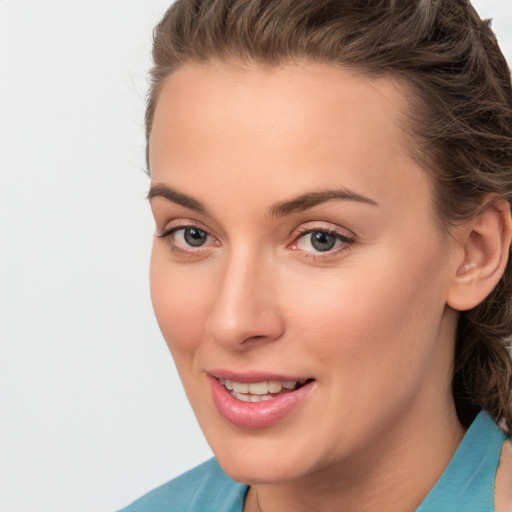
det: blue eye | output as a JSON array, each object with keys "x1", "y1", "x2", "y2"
[
  {"x1": 181, "y1": 227, "x2": 208, "y2": 247},
  {"x1": 157, "y1": 225, "x2": 215, "y2": 253},
  {"x1": 309, "y1": 231, "x2": 337, "y2": 252},
  {"x1": 294, "y1": 229, "x2": 353, "y2": 254}
]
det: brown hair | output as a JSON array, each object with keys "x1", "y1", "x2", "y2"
[{"x1": 147, "y1": 0, "x2": 512, "y2": 430}]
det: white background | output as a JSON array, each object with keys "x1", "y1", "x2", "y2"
[{"x1": 0, "y1": 1, "x2": 511, "y2": 511}]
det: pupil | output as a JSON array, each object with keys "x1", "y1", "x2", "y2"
[
  {"x1": 184, "y1": 228, "x2": 207, "y2": 247},
  {"x1": 311, "y1": 232, "x2": 336, "y2": 251}
]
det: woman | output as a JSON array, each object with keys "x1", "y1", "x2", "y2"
[{"x1": 120, "y1": 0, "x2": 512, "y2": 510}]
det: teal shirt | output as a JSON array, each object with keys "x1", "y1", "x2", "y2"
[{"x1": 119, "y1": 412, "x2": 506, "y2": 512}]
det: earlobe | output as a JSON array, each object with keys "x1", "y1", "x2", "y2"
[{"x1": 447, "y1": 198, "x2": 512, "y2": 312}]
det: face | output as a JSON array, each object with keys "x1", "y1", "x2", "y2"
[{"x1": 148, "y1": 62, "x2": 461, "y2": 484}]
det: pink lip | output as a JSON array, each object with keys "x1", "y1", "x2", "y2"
[{"x1": 208, "y1": 374, "x2": 315, "y2": 429}]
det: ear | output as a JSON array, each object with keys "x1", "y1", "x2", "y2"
[{"x1": 447, "y1": 197, "x2": 512, "y2": 312}]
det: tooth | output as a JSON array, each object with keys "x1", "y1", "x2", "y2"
[
  {"x1": 250, "y1": 394, "x2": 274, "y2": 402},
  {"x1": 250, "y1": 394, "x2": 275, "y2": 403},
  {"x1": 248, "y1": 382, "x2": 269, "y2": 395},
  {"x1": 232, "y1": 382, "x2": 249, "y2": 393},
  {"x1": 268, "y1": 381, "x2": 283, "y2": 393},
  {"x1": 219, "y1": 378, "x2": 225, "y2": 385},
  {"x1": 282, "y1": 381, "x2": 297, "y2": 390},
  {"x1": 225, "y1": 379, "x2": 233, "y2": 390},
  {"x1": 235, "y1": 392, "x2": 250, "y2": 402}
]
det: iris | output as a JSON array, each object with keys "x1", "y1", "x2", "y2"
[
  {"x1": 184, "y1": 227, "x2": 208, "y2": 247},
  {"x1": 310, "y1": 231, "x2": 336, "y2": 251}
]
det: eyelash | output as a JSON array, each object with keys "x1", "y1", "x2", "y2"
[
  {"x1": 289, "y1": 226, "x2": 355, "y2": 260},
  {"x1": 156, "y1": 222, "x2": 355, "y2": 260},
  {"x1": 156, "y1": 222, "x2": 218, "y2": 257}
]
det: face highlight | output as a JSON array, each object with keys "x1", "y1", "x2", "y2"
[{"x1": 148, "y1": 62, "x2": 461, "y2": 486}]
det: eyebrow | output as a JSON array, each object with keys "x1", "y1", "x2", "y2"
[
  {"x1": 147, "y1": 183, "x2": 378, "y2": 217},
  {"x1": 147, "y1": 183, "x2": 207, "y2": 215},
  {"x1": 268, "y1": 189, "x2": 378, "y2": 217}
]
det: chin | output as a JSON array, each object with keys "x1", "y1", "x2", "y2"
[
  {"x1": 207, "y1": 432, "x2": 318, "y2": 485},
  {"x1": 219, "y1": 455, "x2": 306, "y2": 485}
]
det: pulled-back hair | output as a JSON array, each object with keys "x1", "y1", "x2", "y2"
[{"x1": 147, "y1": 0, "x2": 512, "y2": 430}]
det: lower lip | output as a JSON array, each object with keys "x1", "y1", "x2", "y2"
[{"x1": 209, "y1": 376, "x2": 315, "y2": 429}]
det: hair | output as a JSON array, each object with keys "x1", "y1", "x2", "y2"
[{"x1": 146, "y1": 0, "x2": 512, "y2": 430}]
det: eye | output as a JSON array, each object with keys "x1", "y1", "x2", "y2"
[
  {"x1": 157, "y1": 223, "x2": 218, "y2": 254},
  {"x1": 177, "y1": 227, "x2": 209, "y2": 247},
  {"x1": 298, "y1": 231, "x2": 338, "y2": 252},
  {"x1": 290, "y1": 226, "x2": 355, "y2": 257}
]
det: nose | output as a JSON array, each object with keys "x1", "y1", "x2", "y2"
[{"x1": 206, "y1": 248, "x2": 285, "y2": 349}]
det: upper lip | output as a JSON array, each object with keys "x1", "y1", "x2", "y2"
[{"x1": 208, "y1": 369, "x2": 313, "y2": 383}]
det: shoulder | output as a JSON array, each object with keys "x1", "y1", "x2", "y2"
[{"x1": 118, "y1": 458, "x2": 248, "y2": 512}]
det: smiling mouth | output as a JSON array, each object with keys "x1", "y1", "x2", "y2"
[
  {"x1": 211, "y1": 375, "x2": 316, "y2": 428},
  {"x1": 218, "y1": 378, "x2": 312, "y2": 403}
]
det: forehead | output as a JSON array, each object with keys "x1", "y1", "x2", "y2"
[
  {"x1": 150, "y1": 61, "x2": 411, "y2": 155},
  {"x1": 149, "y1": 61, "x2": 431, "y2": 219}
]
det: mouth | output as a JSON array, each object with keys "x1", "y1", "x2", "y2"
[
  {"x1": 209, "y1": 374, "x2": 316, "y2": 429},
  {"x1": 218, "y1": 378, "x2": 312, "y2": 403}
]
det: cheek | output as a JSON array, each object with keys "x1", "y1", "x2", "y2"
[
  {"x1": 149, "y1": 248, "x2": 212, "y2": 358},
  {"x1": 285, "y1": 246, "x2": 448, "y2": 376},
  {"x1": 280, "y1": 250, "x2": 451, "y2": 448}
]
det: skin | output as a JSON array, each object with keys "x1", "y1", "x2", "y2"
[
  {"x1": 495, "y1": 441, "x2": 512, "y2": 511},
  {"x1": 148, "y1": 62, "x2": 469, "y2": 512}
]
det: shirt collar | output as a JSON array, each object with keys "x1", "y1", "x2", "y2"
[{"x1": 417, "y1": 411, "x2": 506, "y2": 512}]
